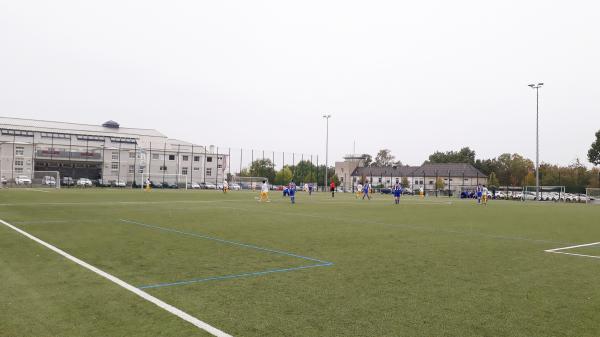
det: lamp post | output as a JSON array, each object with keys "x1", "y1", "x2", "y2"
[
  {"x1": 528, "y1": 82, "x2": 544, "y2": 200},
  {"x1": 323, "y1": 114, "x2": 331, "y2": 191}
]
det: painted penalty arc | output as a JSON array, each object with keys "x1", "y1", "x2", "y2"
[{"x1": 0, "y1": 219, "x2": 233, "y2": 337}]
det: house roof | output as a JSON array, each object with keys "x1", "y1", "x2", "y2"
[
  {"x1": 0, "y1": 116, "x2": 166, "y2": 139},
  {"x1": 351, "y1": 163, "x2": 486, "y2": 178},
  {"x1": 352, "y1": 166, "x2": 420, "y2": 177},
  {"x1": 414, "y1": 163, "x2": 486, "y2": 177}
]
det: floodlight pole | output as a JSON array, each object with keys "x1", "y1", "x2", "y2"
[
  {"x1": 323, "y1": 114, "x2": 331, "y2": 191},
  {"x1": 529, "y1": 83, "x2": 544, "y2": 201}
]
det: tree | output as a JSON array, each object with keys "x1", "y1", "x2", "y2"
[
  {"x1": 474, "y1": 158, "x2": 498, "y2": 176},
  {"x1": 362, "y1": 154, "x2": 373, "y2": 167},
  {"x1": 588, "y1": 130, "x2": 600, "y2": 166},
  {"x1": 427, "y1": 147, "x2": 476, "y2": 164},
  {"x1": 374, "y1": 149, "x2": 395, "y2": 167},
  {"x1": 292, "y1": 160, "x2": 316, "y2": 184},
  {"x1": 247, "y1": 158, "x2": 276, "y2": 183},
  {"x1": 274, "y1": 167, "x2": 293, "y2": 185},
  {"x1": 401, "y1": 176, "x2": 410, "y2": 188},
  {"x1": 524, "y1": 171, "x2": 536, "y2": 186},
  {"x1": 435, "y1": 177, "x2": 445, "y2": 190},
  {"x1": 496, "y1": 153, "x2": 533, "y2": 186},
  {"x1": 488, "y1": 172, "x2": 500, "y2": 188}
]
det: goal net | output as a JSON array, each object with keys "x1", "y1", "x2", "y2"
[
  {"x1": 230, "y1": 176, "x2": 269, "y2": 190},
  {"x1": 586, "y1": 188, "x2": 600, "y2": 204},
  {"x1": 523, "y1": 186, "x2": 565, "y2": 201},
  {"x1": 33, "y1": 171, "x2": 61, "y2": 188},
  {"x1": 140, "y1": 173, "x2": 188, "y2": 190}
]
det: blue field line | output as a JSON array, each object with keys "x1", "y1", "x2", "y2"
[
  {"x1": 119, "y1": 219, "x2": 331, "y2": 264},
  {"x1": 138, "y1": 262, "x2": 333, "y2": 289},
  {"x1": 119, "y1": 218, "x2": 334, "y2": 288}
]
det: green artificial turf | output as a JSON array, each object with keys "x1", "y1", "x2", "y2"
[{"x1": 1, "y1": 188, "x2": 600, "y2": 337}]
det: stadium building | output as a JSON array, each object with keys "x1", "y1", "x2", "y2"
[{"x1": 0, "y1": 117, "x2": 229, "y2": 187}]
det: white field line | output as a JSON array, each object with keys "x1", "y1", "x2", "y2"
[
  {"x1": 0, "y1": 199, "x2": 239, "y2": 207},
  {"x1": 0, "y1": 218, "x2": 233, "y2": 337},
  {"x1": 546, "y1": 252, "x2": 600, "y2": 259},
  {"x1": 544, "y1": 242, "x2": 600, "y2": 252},
  {"x1": 14, "y1": 188, "x2": 50, "y2": 193}
]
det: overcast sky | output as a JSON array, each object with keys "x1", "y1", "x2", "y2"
[{"x1": 1, "y1": 0, "x2": 599, "y2": 167}]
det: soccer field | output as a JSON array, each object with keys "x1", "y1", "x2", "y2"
[{"x1": 1, "y1": 189, "x2": 600, "y2": 337}]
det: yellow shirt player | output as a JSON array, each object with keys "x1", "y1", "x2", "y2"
[
  {"x1": 356, "y1": 183, "x2": 363, "y2": 198},
  {"x1": 260, "y1": 180, "x2": 270, "y2": 202}
]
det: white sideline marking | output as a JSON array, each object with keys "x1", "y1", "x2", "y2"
[
  {"x1": 545, "y1": 242, "x2": 600, "y2": 260},
  {"x1": 0, "y1": 199, "x2": 238, "y2": 207},
  {"x1": 17, "y1": 188, "x2": 50, "y2": 193},
  {"x1": 0, "y1": 219, "x2": 233, "y2": 337},
  {"x1": 545, "y1": 242, "x2": 600, "y2": 252}
]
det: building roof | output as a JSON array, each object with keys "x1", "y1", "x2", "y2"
[
  {"x1": 352, "y1": 166, "x2": 421, "y2": 177},
  {"x1": 414, "y1": 163, "x2": 486, "y2": 177},
  {"x1": 351, "y1": 163, "x2": 486, "y2": 178},
  {"x1": 0, "y1": 116, "x2": 166, "y2": 139}
]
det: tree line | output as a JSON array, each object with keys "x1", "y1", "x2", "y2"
[
  {"x1": 238, "y1": 159, "x2": 340, "y2": 186},
  {"x1": 236, "y1": 130, "x2": 600, "y2": 192}
]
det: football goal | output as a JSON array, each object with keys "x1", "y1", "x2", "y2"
[
  {"x1": 33, "y1": 171, "x2": 61, "y2": 188},
  {"x1": 231, "y1": 177, "x2": 269, "y2": 190},
  {"x1": 586, "y1": 188, "x2": 600, "y2": 204},
  {"x1": 140, "y1": 173, "x2": 188, "y2": 190},
  {"x1": 523, "y1": 186, "x2": 565, "y2": 201}
]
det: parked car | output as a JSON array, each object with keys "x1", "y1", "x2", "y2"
[
  {"x1": 94, "y1": 179, "x2": 111, "y2": 187},
  {"x1": 42, "y1": 176, "x2": 56, "y2": 186},
  {"x1": 62, "y1": 177, "x2": 75, "y2": 186},
  {"x1": 189, "y1": 182, "x2": 201, "y2": 189},
  {"x1": 114, "y1": 180, "x2": 127, "y2": 187},
  {"x1": 150, "y1": 181, "x2": 163, "y2": 189},
  {"x1": 77, "y1": 178, "x2": 93, "y2": 187},
  {"x1": 217, "y1": 183, "x2": 224, "y2": 190},
  {"x1": 15, "y1": 175, "x2": 32, "y2": 185},
  {"x1": 229, "y1": 183, "x2": 241, "y2": 190},
  {"x1": 380, "y1": 188, "x2": 392, "y2": 194},
  {"x1": 1, "y1": 176, "x2": 7, "y2": 185},
  {"x1": 204, "y1": 182, "x2": 217, "y2": 189},
  {"x1": 161, "y1": 182, "x2": 178, "y2": 189}
]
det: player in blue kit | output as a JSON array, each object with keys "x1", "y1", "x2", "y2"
[
  {"x1": 393, "y1": 179, "x2": 402, "y2": 205},
  {"x1": 362, "y1": 180, "x2": 371, "y2": 200},
  {"x1": 288, "y1": 180, "x2": 297, "y2": 204}
]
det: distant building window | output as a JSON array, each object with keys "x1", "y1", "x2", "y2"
[
  {"x1": 153, "y1": 154, "x2": 160, "y2": 160},
  {"x1": 139, "y1": 168, "x2": 144, "y2": 173},
  {"x1": 129, "y1": 152, "x2": 136, "y2": 159},
  {"x1": 168, "y1": 155, "x2": 175, "y2": 161},
  {"x1": 128, "y1": 165, "x2": 135, "y2": 174},
  {"x1": 160, "y1": 165, "x2": 167, "y2": 171},
  {"x1": 193, "y1": 167, "x2": 200, "y2": 171},
  {"x1": 111, "y1": 162, "x2": 119, "y2": 170},
  {"x1": 182, "y1": 155, "x2": 189, "y2": 161},
  {"x1": 182, "y1": 167, "x2": 188, "y2": 175},
  {"x1": 14, "y1": 159, "x2": 24, "y2": 167},
  {"x1": 206, "y1": 168, "x2": 212, "y2": 176},
  {"x1": 112, "y1": 152, "x2": 119, "y2": 160},
  {"x1": 217, "y1": 164, "x2": 222, "y2": 169},
  {"x1": 207, "y1": 157, "x2": 213, "y2": 162},
  {"x1": 194, "y1": 156, "x2": 200, "y2": 162},
  {"x1": 15, "y1": 147, "x2": 24, "y2": 156},
  {"x1": 429, "y1": 180, "x2": 433, "y2": 185}
]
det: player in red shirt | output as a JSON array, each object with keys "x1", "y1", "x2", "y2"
[{"x1": 330, "y1": 180, "x2": 335, "y2": 198}]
